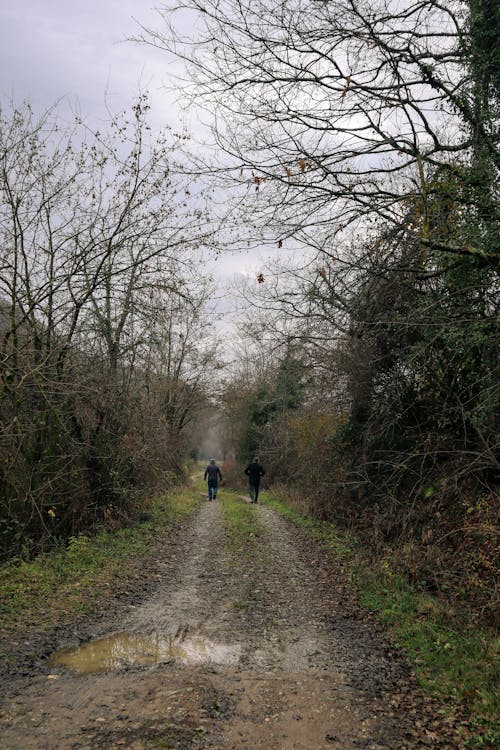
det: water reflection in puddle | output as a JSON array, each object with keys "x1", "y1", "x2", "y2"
[{"x1": 49, "y1": 633, "x2": 242, "y2": 674}]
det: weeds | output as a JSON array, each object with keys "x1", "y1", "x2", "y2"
[{"x1": 0, "y1": 488, "x2": 199, "y2": 629}]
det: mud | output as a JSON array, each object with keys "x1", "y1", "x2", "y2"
[{"x1": 0, "y1": 496, "x2": 462, "y2": 749}]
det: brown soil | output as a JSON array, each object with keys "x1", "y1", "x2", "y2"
[{"x1": 0, "y1": 496, "x2": 463, "y2": 749}]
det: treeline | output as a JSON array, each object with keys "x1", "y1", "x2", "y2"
[
  {"x1": 222, "y1": 239, "x2": 498, "y2": 623},
  {"x1": 147, "y1": 0, "x2": 500, "y2": 624},
  {"x1": 0, "y1": 98, "x2": 215, "y2": 559}
]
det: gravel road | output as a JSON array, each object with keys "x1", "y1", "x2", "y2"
[{"x1": 0, "y1": 496, "x2": 461, "y2": 749}]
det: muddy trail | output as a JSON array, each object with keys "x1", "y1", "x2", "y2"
[{"x1": 0, "y1": 494, "x2": 460, "y2": 749}]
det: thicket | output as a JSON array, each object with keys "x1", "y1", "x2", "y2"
[
  {"x1": 222, "y1": 229, "x2": 499, "y2": 622},
  {"x1": 0, "y1": 98, "x2": 215, "y2": 560}
]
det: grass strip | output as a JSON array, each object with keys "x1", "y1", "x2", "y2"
[
  {"x1": 261, "y1": 490, "x2": 499, "y2": 749},
  {"x1": 0, "y1": 487, "x2": 200, "y2": 634},
  {"x1": 219, "y1": 488, "x2": 264, "y2": 558}
]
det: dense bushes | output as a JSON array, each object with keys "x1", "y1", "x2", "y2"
[{"x1": 0, "y1": 351, "x2": 187, "y2": 558}]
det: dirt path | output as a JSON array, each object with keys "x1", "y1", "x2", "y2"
[{"x1": 0, "y1": 497, "x2": 460, "y2": 749}]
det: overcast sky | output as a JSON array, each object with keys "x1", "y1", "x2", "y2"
[
  {"x1": 0, "y1": 0, "x2": 269, "y2": 318},
  {"x1": 0, "y1": 1, "x2": 175, "y2": 126}
]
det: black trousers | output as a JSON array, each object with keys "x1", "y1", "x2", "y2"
[{"x1": 249, "y1": 481, "x2": 260, "y2": 501}]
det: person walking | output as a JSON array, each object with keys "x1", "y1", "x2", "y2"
[
  {"x1": 244, "y1": 456, "x2": 265, "y2": 503},
  {"x1": 204, "y1": 458, "x2": 222, "y2": 501}
]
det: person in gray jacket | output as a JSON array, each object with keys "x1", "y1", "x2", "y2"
[{"x1": 204, "y1": 458, "x2": 222, "y2": 501}]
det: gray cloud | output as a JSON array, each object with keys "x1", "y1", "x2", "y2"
[{"x1": 0, "y1": 1, "x2": 176, "y2": 127}]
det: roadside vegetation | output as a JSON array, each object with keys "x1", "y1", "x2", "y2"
[
  {"x1": 0, "y1": 98, "x2": 217, "y2": 562},
  {"x1": 262, "y1": 491, "x2": 499, "y2": 749},
  {"x1": 0, "y1": 488, "x2": 200, "y2": 639}
]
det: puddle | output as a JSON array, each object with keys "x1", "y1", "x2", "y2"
[{"x1": 48, "y1": 632, "x2": 242, "y2": 675}]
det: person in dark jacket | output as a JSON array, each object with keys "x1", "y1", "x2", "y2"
[
  {"x1": 244, "y1": 457, "x2": 265, "y2": 503},
  {"x1": 204, "y1": 458, "x2": 222, "y2": 501}
]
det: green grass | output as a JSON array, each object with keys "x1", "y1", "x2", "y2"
[
  {"x1": 261, "y1": 490, "x2": 499, "y2": 749},
  {"x1": 193, "y1": 469, "x2": 264, "y2": 556},
  {"x1": 219, "y1": 488, "x2": 264, "y2": 558},
  {"x1": 0, "y1": 487, "x2": 200, "y2": 632},
  {"x1": 358, "y1": 570, "x2": 499, "y2": 747}
]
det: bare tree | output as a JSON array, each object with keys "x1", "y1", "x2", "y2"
[
  {"x1": 0, "y1": 97, "x2": 218, "y2": 556},
  {"x1": 138, "y1": 275, "x2": 218, "y2": 434},
  {"x1": 139, "y1": 0, "x2": 498, "y2": 266}
]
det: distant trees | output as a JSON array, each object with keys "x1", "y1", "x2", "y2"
[
  {"x1": 0, "y1": 98, "x2": 216, "y2": 558},
  {"x1": 220, "y1": 338, "x2": 308, "y2": 483}
]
